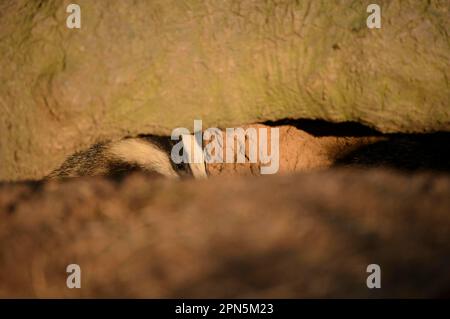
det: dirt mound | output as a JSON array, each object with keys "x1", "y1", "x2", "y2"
[
  {"x1": 1, "y1": 169, "x2": 449, "y2": 298},
  {"x1": 205, "y1": 124, "x2": 380, "y2": 176},
  {"x1": 206, "y1": 124, "x2": 450, "y2": 176}
]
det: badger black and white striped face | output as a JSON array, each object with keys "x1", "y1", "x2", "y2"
[{"x1": 47, "y1": 135, "x2": 207, "y2": 180}]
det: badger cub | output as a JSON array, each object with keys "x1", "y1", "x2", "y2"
[{"x1": 47, "y1": 135, "x2": 207, "y2": 180}]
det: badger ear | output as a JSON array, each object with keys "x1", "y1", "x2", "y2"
[{"x1": 181, "y1": 134, "x2": 208, "y2": 179}]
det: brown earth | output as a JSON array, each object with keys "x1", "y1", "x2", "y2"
[
  {"x1": 0, "y1": 169, "x2": 449, "y2": 298},
  {"x1": 205, "y1": 123, "x2": 382, "y2": 176},
  {"x1": 205, "y1": 123, "x2": 450, "y2": 176}
]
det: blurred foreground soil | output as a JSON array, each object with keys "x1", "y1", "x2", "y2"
[{"x1": 0, "y1": 169, "x2": 449, "y2": 298}]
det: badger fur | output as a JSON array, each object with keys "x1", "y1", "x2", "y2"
[{"x1": 47, "y1": 135, "x2": 207, "y2": 180}]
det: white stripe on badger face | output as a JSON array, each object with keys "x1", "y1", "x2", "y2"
[
  {"x1": 181, "y1": 134, "x2": 208, "y2": 179},
  {"x1": 108, "y1": 138, "x2": 179, "y2": 178}
]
